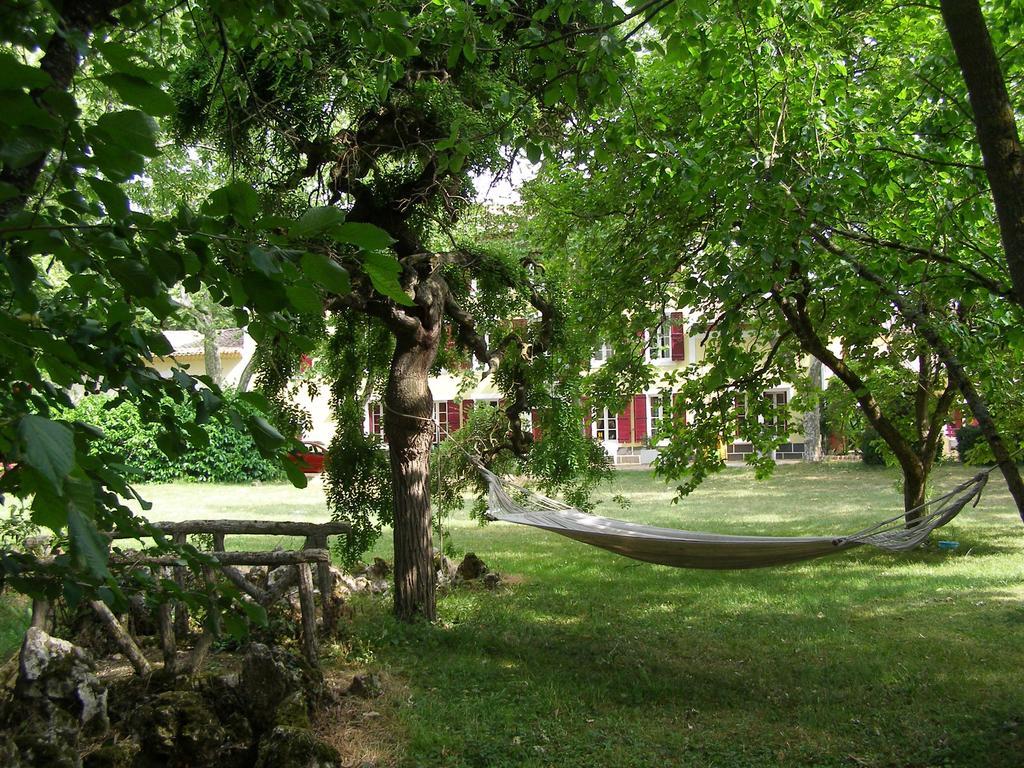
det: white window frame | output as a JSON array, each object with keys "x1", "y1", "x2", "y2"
[
  {"x1": 763, "y1": 390, "x2": 789, "y2": 434},
  {"x1": 368, "y1": 401, "x2": 383, "y2": 436},
  {"x1": 593, "y1": 407, "x2": 618, "y2": 442},
  {"x1": 648, "y1": 320, "x2": 672, "y2": 362},
  {"x1": 434, "y1": 401, "x2": 450, "y2": 443},
  {"x1": 648, "y1": 395, "x2": 665, "y2": 436},
  {"x1": 591, "y1": 342, "x2": 612, "y2": 364}
]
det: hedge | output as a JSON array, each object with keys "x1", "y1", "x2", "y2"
[{"x1": 64, "y1": 392, "x2": 284, "y2": 483}]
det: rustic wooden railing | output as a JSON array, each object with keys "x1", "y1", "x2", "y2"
[{"x1": 30, "y1": 519, "x2": 350, "y2": 675}]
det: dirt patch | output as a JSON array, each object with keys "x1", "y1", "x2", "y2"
[{"x1": 314, "y1": 667, "x2": 408, "y2": 768}]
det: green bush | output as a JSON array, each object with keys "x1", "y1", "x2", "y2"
[
  {"x1": 956, "y1": 424, "x2": 987, "y2": 464},
  {"x1": 64, "y1": 392, "x2": 283, "y2": 483},
  {"x1": 859, "y1": 427, "x2": 886, "y2": 465}
]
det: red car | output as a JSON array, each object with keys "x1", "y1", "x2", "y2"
[{"x1": 288, "y1": 441, "x2": 326, "y2": 474}]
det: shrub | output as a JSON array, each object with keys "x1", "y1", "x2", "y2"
[
  {"x1": 64, "y1": 392, "x2": 283, "y2": 483},
  {"x1": 956, "y1": 424, "x2": 987, "y2": 464},
  {"x1": 859, "y1": 427, "x2": 886, "y2": 465}
]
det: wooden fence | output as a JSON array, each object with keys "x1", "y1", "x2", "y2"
[{"x1": 31, "y1": 519, "x2": 350, "y2": 675}]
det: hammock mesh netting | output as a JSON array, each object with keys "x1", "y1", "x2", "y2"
[{"x1": 479, "y1": 467, "x2": 990, "y2": 569}]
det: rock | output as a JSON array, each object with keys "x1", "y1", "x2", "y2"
[
  {"x1": 482, "y1": 572, "x2": 503, "y2": 590},
  {"x1": 267, "y1": 564, "x2": 299, "y2": 595},
  {"x1": 129, "y1": 689, "x2": 227, "y2": 765},
  {"x1": 434, "y1": 553, "x2": 457, "y2": 586},
  {"x1": 254, "y1": 726, "x2": 342, "y2": 768},
  {"x1": 0, "y1": 734, "x2": 21, "y2": 767},
  {"x1": 345, "y1": 673, "x2": 382, "y2": 699},
  {"x1": 15, "y1": 628, "x2": 108, "y2": 737},
  {"x1": 238, "y1": 644, "x2": 322, "y2": 733},
  {"x1": 127, "y1": 595, "x2": 157, "y2": 637},
  {"x1": 82, "y1": 738, "x2": 139, "y2": 768},
  {"x1": 456, "y1": 552, "x2": 488, "y2": 581},
  {"x1": 239, "y1": 643, "x2": 299, "y2": 732},
  {"x1": 358, "y1": 558, "x2": 390, "y2": 593},
  {"x1": 275, "y1": 690, "x2": 311, "y2": 729},
  {"x1": 364, "y1": 557, "x2": 390, "y2": 580},
  {"x1": 244, "y1": 565, "x2": 270, "y2": 591}
]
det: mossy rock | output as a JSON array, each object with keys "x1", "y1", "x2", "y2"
[
  {"x1": 82, "y1": 738, "x2": 139, "y2": 768},
  {"x1": 129, "y1": 690, "x2": 226, "y2": 766},
  {"x1": 275, "y1": 690, "x2": 311, "y2": 729},
  {"x1": 254, "y1": 726, "x2": 341, "y2": 768}
]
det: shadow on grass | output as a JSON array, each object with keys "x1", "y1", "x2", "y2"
[{"x1": 350, "y1": 532, "x2": 1024, "y2": 768}]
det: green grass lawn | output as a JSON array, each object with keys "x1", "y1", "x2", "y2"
[{"x1": 2, "y1": 463, "x2": 1023, "y2": 767}]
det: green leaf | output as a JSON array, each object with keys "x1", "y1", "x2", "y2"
[
  {"x1": 292, "y1": 206, "x2": 345, "y2": 238},
  {"x1": 0, "y1": 133, "x2": 50, "y2": 169},
  {"x1": 109, "y1": 258, "x2": 160, "y2": 297},
  {"x1": 362, "y1": 250, "x2": 413, "y2": 305},
  {"x1": 67, "y1": 505, "x2": 110, "y2": 580},
  {"x1": 19, "y1": 414, "x2": 75, "y2": 494},
  {"x1": 94, "y1": 110, "x2": 160, "y2": 156},
  {"x1": 0, "y1": 51, "x2": 52, "y2": 90},
  {"x1": 283, "y1": 457, "x2": 310, "y2": 488},
  {"x1": 86, "y1": 176, "x2": 131, "y2": 218},
  {"x1": 204, "y1": 181, "x2": 260, "y2": 222},
  {"x1": 300, "y1": 252, "x2": 350, "y2": 296},
  {"x1": 96, "y1": 41, "x2": 170, "y2": 83},
  {"x1": 331, "y1": 222, "x2": 395, "y2": 251},
  {"x1": 285, "y1": 283, "x2": 324, "y2": 314},
  {"x1": 249, "y1": 415, "x2": 286, "y2": 454},
  {"x1": 99, "y1": 73, "x2": 175, "y2": 116}
]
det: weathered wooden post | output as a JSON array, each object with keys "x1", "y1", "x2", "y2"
[
  {"x1": 296, "y1": 561, "x2": 318, "y2": 665},
  {"x1": 157, "y1": 566, "x2": 177, "y2": 673},
  {"x1": 172, "y1": 532, "x2": 189, "y2": 638}
]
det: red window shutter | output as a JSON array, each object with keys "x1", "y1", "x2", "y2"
[
  {"x1": 448, "y1": 401, "x2": 461, "y2": 431},
  {"x1": 670, "y1": 312, "x2": 686, "y2": 361},
  {"x1": 368, "y1": 404, "x2": 380, "y2": 435},
  {"x1": 462, "y1": 399, "x2": 474, "y2": 422},
  {"x1": 633, "y1": 395, "x2": 647, "y2": 441},
  {"x1": 617, "y1": 409, "x2": 631, "y2": 443}
]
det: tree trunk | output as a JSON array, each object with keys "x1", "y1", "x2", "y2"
[
  {"x1": 384, "y1": 329, "x2": 440, "y2": 622},
  {"x1": 813, "y1": 235, "x2": 1024, "y2": 520},
  {"x1": 803, "y1": 358, "x2": 823, "y2": 462},
  {"x1": 940, "y1": 0, "x2": 1024, "y2": 310},
  {"x1": 903, "y1": 461, "x2": 928, "y2": 526},
  {"x1": 199, "y1": 311, "x2": 222, "y2": 387}
]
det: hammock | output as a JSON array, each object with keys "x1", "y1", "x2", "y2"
[{"x1": 478, "y1": 466, "x2": 991, "y2": 569}]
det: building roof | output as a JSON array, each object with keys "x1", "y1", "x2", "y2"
[{"x1": 162, "y1": 328, "x2": 245, "y2": 357}]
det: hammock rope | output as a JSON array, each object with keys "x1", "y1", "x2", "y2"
[{"x1": 476, "y1": 464, "x2": 994, "y2": 569}]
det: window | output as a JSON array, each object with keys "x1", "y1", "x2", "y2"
[
  {"x1": 592, "y1": 342, "x2": 612, "y2": 362},
  {"x1": 649, "y1": 321, "x2": 672, "y2": 361},
  {"x1": 593, "y1": 407, "x2": 618, "y2": 441},
  {"x1": 733, "y1": 396, "x2": 746, "y2": 438},
  {"x1": 434, "y1": 401, "x2": 450, "y2": 443},
  {"x1": 649, "y1": 396, "x2": 664, "y2": 434},
  {"x1": 764, "y1": 391, "x2": 789, "y2": 434},
  {"x1": 368, "y1": 402, "x2": 383, "y2": 435}
]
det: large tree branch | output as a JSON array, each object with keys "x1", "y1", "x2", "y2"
[
  {"x1": 829, "y1": 225, "x2": 1013, "y2": 299},
  {"x1": 770, "y1": 279, "x2": 923, "y2": 477},
  {"x1": 810, "y1": 228, "x2": 1024, "y2": 519},
  {"x1": 939, "y1": 0, "x2": 1024, "y2": 310}
]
